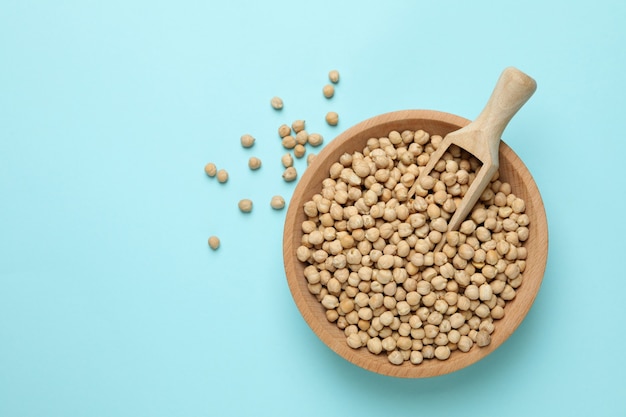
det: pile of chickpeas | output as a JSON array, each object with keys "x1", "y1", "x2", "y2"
[{"x1": 296, "y1": 129, "x2": 530, "y2": 365}]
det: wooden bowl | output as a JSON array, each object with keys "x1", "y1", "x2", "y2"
[{"x1": 283, "y1": 110, "x2": 548, "y2": 378}]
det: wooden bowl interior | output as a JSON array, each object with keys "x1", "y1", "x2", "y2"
[{"x1": 283, "y1": 110, "x2": 548, "y2": 378}]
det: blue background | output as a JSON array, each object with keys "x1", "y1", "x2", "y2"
[{"x1": 2, "y1": 1, "x2": 625, "y2": 416}]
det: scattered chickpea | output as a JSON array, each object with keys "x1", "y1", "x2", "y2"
[
  {"x1": 329, "y1": 69, "x2": 340, "y2": 84},
  {"x1": 204, "y1": 162, "x2": 217, "y2": 177},
  {"x1": 208, "y1": 236, "x2": 220, "y2": 250},
  {"x1": 295, "y1": 130, "x2": 309, "y2": 145},
  {"x1": 282, "y1": 153, "x2": 293, "y2": 168},
  {"x1": 282, "y1": 135, "x2": 296, "y2": 149},
  {"x1": 216, "y1": 169, "x2": 228, "y2": 183},
  {"x1": 308, "y1": 133, "x2": 324, "y2": 147},
  {"x1": 294, "y1": 144, "x2": 306, "y2": 158},
  {"x1": 307, "y1": 153, "x2": 316, "y2": 166},
  {"x1": 292, "y1": 119, "x2": 306, "y2": 133},
  {"x1": 278, "y1": 124, "x2": 291, "y2": 138},
  {"x1": 238, "y1": 199, "x2": 253, "y2": 213},
  {"x1": 270, "y1": 96, "x2": 283, "y2": 110},
  {"x1": 325, "y1": 111, "x2": 339, "y2": 126},
  {"x1": 323, "y1": 84, "x2": 335, "y2": 98},
  {"x1": 240, "y1": 134, "x2": 255, "y2": 148},
  {"x1": 283, "y1": 166, "x2": 297, "y2": 182},
  {"x1": 270, "y1": 195, "x2": 285, "y2": 210},
  {"x1": 248, "y1": 157, "x2": 262, "y2": 170}
]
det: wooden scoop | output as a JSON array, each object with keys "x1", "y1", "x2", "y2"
[{"x1": 408, "y1": 67, "x2": 537, "y2": 250}]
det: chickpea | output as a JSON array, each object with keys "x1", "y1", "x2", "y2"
[
  {"x1": 238, "y1": 199, "x2": 253, "y2": 213},
  {"x1": 292, "y1": 119, "x2": 306, "y2": 133},
  {"x1": 294, "y1": 144, "x2": 306, "y2": 158},
  {"x1": 367, "y1": 337, "x2": 383, "y2": 354},
  {"x1": 281, "y1": 153, "x2": 294, "y2": 168},
  {"x1": 270, "y1": 96, "x2": 283, "y2": 110},
  {"x1": 204, "y1": 162, "x2": 217, "y2": 177},
  {"x1": 326, "y1": 111, "x2": 339, "y2": 126},
  {"x1": 323, "y1": 84, "x2": 335, "y2": 98},
  {"x1": 476, "y1": 330, "x2": 492, "y2": 347},
  {"x1": 434, "y1": 345, "x2": 451, "y2": 360},
  {"x1": 329, "y1": 69, "x2": 340, "y2": 84},
  {"x1": 283, "y1": 166, "x2": 297, "y2": 182},
  {"x1": 270, "y1": 195, "x2": 285, "y2": 210},
  {"x1": 321, "y1": 294, "x2": 339, "y2": 309},
  {"x1": 278, "y1": 124, "x2": 291, "y2": 138},
  {"x1": 216, "y1": 169, "x2": 228, "y2": 183},
  {"x1": 240, "y1": 134, "x2": 255, "y2": 148},
  {"x1": 388, "y1": 350, "x2": 404, "y2": 365},
  {"x1": 248, "y1": 157, "x2": 262, "y2": 170},
  {"x1": 208, "y1": 236, "x2": 220, "y2": 250},
  {"x1": 294, "y1": 130, "x2": 308, "y2": 145},
  {"x1": 282, "y1": 135, "x2": 296, "y2": 149},
  {"x1": 458, "y1": 335, "x2": 473, "y2": 352},
  {"x1": 308, "y1": 133, "x2": 324, "y2": 147}
]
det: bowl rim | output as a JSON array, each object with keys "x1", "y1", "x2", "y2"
[{"x1": 283, "y1": 109, "x2": 548, "y2": 378}]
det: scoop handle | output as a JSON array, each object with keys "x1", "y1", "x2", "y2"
[{"x1": 473, "y1": 67, "x2": 537, "y2": 142}]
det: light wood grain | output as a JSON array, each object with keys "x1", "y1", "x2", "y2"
[{"x1": 283, "y1": 110, "x2": 548, "y2": 378}]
